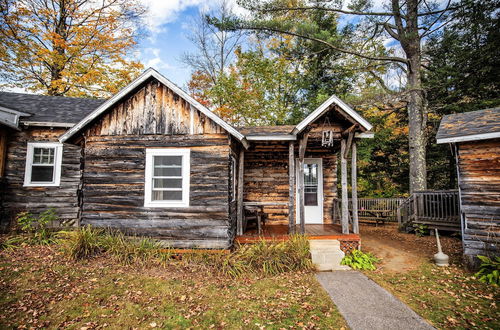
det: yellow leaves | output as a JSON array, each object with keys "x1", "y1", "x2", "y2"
[{"x1": 0, "y1": 0, "x2": 144, "y2": 97}]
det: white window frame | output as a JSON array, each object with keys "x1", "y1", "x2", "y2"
[
  {"x1": 230, "y1": 155, "x2": 237, "y2": 202},
  {"x1": 24, "y1": 142, "x2": 63, "y2": 187},
  {"x1": 144, "y1": 148, "x2": 190, "y2": 208}
]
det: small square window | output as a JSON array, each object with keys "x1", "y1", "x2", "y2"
[
  {"x1": 144, "y1": 149, "x2": 190, "y2": 207},
  {"x1": 24, "y1": 142, "x2": 63, "y2": 187}
]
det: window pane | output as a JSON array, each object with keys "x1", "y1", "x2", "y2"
[
  {"x1": 152, "y1": 190, "x2": 183, "y2": 201},
  {"x1": 154, "y1": 167, "x2": 182, "y2": 177},
  {"x1": 31, "y1": 165, "x2": 54, "y2": 182},
  {"x1": 33, "y1": 147, "x2": 54, "y2": 164},
  {"x1": 305, "y1": 186, "x2": 318, "y2": 206},
  {"x1": 304, "y1": 164, "x2": 318, "y2": 185},
  {"x1": 154, "y1": 155, "x2": 182, "y2": 167},
  {"x1": 153, "y1": 178, "x2": 182, "y2": 189}
]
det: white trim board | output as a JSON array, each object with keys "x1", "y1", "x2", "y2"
[
  {"x1": 0, "y1": 106, "x2": 31, "y2": 130},
  {"x1": 437, "y1": 132, "x2": 500, "y2": 144},
  {"x1": 246, "y1": 135, "x2": 297, "y2": 141},
  {"x1": 22, "y1": 121, "x2": 75, "y2": 128},
  {"x1": 59, "y1": 68, "x2": 246, "y2": 145},
  {"x1": 293, "y1": 94, "x2": 373, "y2": 134}
]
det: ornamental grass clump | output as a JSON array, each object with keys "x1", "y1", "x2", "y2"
[
  {"x1": 59, "y1": 226, "x2": 172, "y2": 266},
  {"x1": 58, "y1": 225, "x2": 104, "y2": 260},
  {"x1": 237, "y1": 234, "x2": 313, "y2": 275}
]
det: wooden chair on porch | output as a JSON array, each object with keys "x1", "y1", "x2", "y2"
[{"x1": 243, "y1": 205, "x2": 266, "y2": 235}]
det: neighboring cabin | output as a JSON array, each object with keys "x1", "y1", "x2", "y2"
[
  {"x1": 0, "y1": 93, "x2": 104, "y2": 230},
  {"x1": 437, "y1": 108, "x2": 500, "y2": 268},
  {"x1": 1, "y1": 68, "x2": 372, "y2": 249}
]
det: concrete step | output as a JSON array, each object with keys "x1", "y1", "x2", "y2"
[{"x1": 309, "y1": 239, "x2": 350, "y2": 271}]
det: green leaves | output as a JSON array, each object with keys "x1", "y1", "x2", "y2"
[
  {"x1": 341, "y1": 249, "x2": 379, "y2": 270},
  {"x1": 475, "y1": 255, "x2": 500, "y2": 286}
]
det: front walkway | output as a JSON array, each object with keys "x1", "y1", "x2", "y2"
[{"x1": 316, "y1": 271, "x2": 435, "y2": 330}]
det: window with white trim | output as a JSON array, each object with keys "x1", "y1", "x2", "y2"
[
  {"x1": 144, "y1": 149, "x2": 190, "y2": 207},
  {"x1": 24, "y1": 142, "x2": 63, "y2": 187}
]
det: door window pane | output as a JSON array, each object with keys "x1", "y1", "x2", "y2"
[{"x1": 304, "y1": 163, "x2": 319, "y2": 206}]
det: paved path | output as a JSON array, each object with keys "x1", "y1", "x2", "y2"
[{"x1": 316, "y1": 271, "x2": 435, "y2": 330}]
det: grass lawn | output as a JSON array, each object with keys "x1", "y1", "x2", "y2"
[
  {"x1": 0, "y1": 244, "x2": 347, "y2": 329},
  {"x1": 367, "y1": 264, "x2": 499, "y2": 329},
  {"x1": 360, "y1": 225, "x2": 499, "y2": 330}
]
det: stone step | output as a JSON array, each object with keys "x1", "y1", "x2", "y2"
[{"x1": 309, "y1": 239, "x2": 350, "y2": 271}]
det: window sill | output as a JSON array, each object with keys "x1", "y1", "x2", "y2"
[
  {"x1": 144, "y1": 201, "x2": 189, "y2": 208},
  {"x1": 23, "y1": 183, "x2": 60, "y2": 187}
]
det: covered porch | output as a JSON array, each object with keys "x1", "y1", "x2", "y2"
[{"x1": 233, "y1": 95, "x2": 373, "y2": 246}]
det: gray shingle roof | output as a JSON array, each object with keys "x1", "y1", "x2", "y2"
[
  {"x1": 0, "y1": 91, "x2": 105, "y2": 124},
  {"x1": 436, "y1": 107, "x2": 500, "y2": 143}
]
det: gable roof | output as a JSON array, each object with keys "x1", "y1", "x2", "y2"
[
  {"x1": 292, "y1": 94, "x2": 372, "y2": 134},
  {"x1": 59, "y1": 68, "x2": 246, "y2": 144},
  {"x1": 436, "y1": 107, "x2": 500, "y2": 144},
  {"x1": 0, "y1": 91, "x2": 104, "y2": 126}
]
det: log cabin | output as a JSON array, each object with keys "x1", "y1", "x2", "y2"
[
  {"x1": 1, "y1": 68, "x2": 373, "y2": 250},
  {"x1": 437, "y1": 107, "x2": 500, "y2": 268}
]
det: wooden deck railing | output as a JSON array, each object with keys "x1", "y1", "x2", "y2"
[
  {"x1": 333, "y1": 197, "x2": 405, "y2": 224},
  {"x1": 398, "y1": 190, "x2": 461, "y2": 231},
  {"x1": 332, "y1": 191, "x2": 461, "y2": 231}
]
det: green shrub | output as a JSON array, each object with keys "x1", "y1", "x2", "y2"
[
  {"x1": 413, "y1": 223, "x2": 428, "y2": 237},
  {"x1": 475, "y1": 255, "x2": 500, "y2": 286},
  {"x1": 341, "y1": 249, "x2": 379, "y2": 270},
  {"x1": 14, "y1": 209, "x2": 58, "y2": 245}
]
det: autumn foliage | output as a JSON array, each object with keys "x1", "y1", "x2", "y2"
[{"x1": 0, "y1": 0, "x2": 145, "y2": 97}]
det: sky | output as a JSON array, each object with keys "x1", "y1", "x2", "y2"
[{"x1": 137, "y1": 0, "x2": 245, "y2": 89}]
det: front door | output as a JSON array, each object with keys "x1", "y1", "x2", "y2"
[{"x1": 296, "y1": 158, "x2": 323, "y2": 224}]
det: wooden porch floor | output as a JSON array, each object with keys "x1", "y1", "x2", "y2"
[{"x1": 235, "y1": 224, "x2": 360, "y2": 244}]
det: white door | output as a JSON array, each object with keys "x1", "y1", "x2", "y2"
[{"x1": 296, "y1": 158, "x2": 323, "y2": 224}]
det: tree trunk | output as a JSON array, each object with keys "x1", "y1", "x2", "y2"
[
  {"x1": 407, "y1": 54, "x2": 427, "y2": 192},
  {"x1": 394, "y1": 0, "x2": 427, "y2": 192}
]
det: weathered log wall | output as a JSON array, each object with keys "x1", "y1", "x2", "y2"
[
  {"x1": 85, "y1": 79, "x2": 224, "y2": 137},
  {"x1": 1, "y1": 127, "x2": 80, "y2": 227},
  {"x1": 80, "y1": 78, "x2": 233, "y2": 249},
  {"x1": 244, "y1": 139, "x2": 338, "y2": 225},
  {"x1": 457, "y1": 139, "x2": 500, "y2": 267}
]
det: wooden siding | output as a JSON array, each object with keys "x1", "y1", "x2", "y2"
[
  {"x1": 457, "y1": 139, "x2": 500, "y2": 266},
  {"x1": 85, "y1": 79, "x2": 224, "y2": 137},
  {"x1": 0, "y1": 127, "x2": 7, "y2": 177},
  {"x1": 81, "y1": 135, "x2": 231, "y2": 248},
  {"x1": 244, "y1": 140, "x2": 338, "y2": 225},
  {"x1": 1, "y1": 127, "x2": 80, "y2": 226},
  {"x1": 79, "y1": 79, "x2": 233, "y2": 249}
]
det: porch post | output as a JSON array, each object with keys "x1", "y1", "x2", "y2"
[
  {"x1": 237, "y1": 149, "x2": 245, "y2": 235},
  {"x1": 351, "y1": 140, "x2": 359, "y2": 234},
  {"x1": 298, "y1": 133, "x2": 309, "y2": 234},
  {"x1": 341, "y1": 139, "x2": 349, "y2": 234},
  {"x1": 288, "y1": 141, "x2": 295, "y2": 234}
]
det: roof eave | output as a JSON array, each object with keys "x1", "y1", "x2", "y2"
[
  {"x1": 436, "y1": 132, "x2": 500, "y2": 144},
  {"x1": 59, "y1": 68, "x2": 245, "y2": 143},
  {"x1": 292, "y1": 94, "x2": 373, "y2": 135}
]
